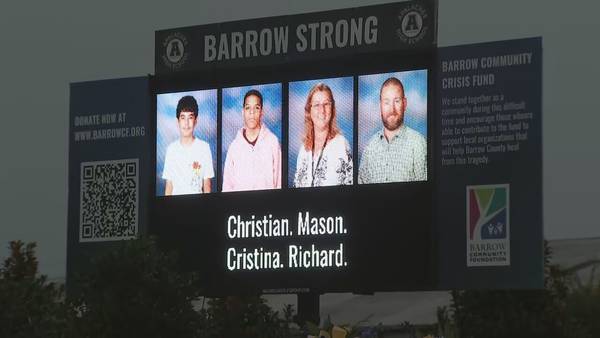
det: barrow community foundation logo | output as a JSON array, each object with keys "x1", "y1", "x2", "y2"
[
  {"x1": 396, "y1": 4, "x2": 429, "y2": 45},
  {"x1": 467, "y1": 184, "x2": 510, "y2": 267},
  {"x1": 161, "y1": 32, "x2": 189, "y2": 71}
]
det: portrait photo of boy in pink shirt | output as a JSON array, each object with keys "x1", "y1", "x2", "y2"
[{"x1": 222, "y1": 86, "x2": 282, "y2": 192}]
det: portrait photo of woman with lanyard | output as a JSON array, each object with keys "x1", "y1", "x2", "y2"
[{"x1": 293, "y1": 83, "x2": 353, "y2": 187}]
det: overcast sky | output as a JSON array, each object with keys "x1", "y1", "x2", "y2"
[{"x1": 1, "y1": 0, "x2": 598, "y2": 278}]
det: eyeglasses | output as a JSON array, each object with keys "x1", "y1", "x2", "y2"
[{"x1": 310, "y1": 101, "x2": 332, "y2": 110}]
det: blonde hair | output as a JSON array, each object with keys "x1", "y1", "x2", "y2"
[{"x1": 302, "y1": 83, "x2": 340, "y2": 151}]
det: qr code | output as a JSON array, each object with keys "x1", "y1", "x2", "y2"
[{"x1": 80, "y1": 159, "x2": 138, "y2": 242}]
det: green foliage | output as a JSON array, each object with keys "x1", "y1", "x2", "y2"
[
  {"x1": 198, "y1": 295, "x2": 295, "y2": 338},
  {"x1": 419, "y1": 305, "x2": 457, "y2": 338},
  {"x1": 2, "y1": 241, "x2": 38, "y2": 279},
  {"x1": 71, "y1": 237, "x2": 203, "y2": 338},
  {"x1": 565, "y1": 266, "x2": 600, "y2": 337},
  {"x1": 0, "y1": 241, "x2": 74, "y2": 338},
  {"x1": 448, "y1": 241, "x2": 591, "y2": 338},
  {"x1": 0, "y1": 237, "x2": 298, "y2": 338}
]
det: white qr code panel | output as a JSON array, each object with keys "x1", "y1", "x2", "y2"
[{"x1": 79, "y1": 159, "x2": 138, "y2": 242}]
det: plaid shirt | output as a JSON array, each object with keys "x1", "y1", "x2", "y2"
[{"x1": 358, "y1": 125, "x2": 427, "y2": 184}]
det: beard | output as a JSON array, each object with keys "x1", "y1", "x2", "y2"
[{"x1": 381, "y1": 112, "x2": 404, "y2": 131}]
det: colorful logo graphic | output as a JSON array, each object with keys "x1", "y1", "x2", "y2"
[
  {"x1": 468, "y1": 185, "x2": 509, "y2": 241},
  {"x1": 192, "y1": 161, "x2": 202, "y2": 176}
]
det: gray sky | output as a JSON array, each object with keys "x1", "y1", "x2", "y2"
[{"x1": 0, "y1": 0, "x2": 598, "y2": 279}]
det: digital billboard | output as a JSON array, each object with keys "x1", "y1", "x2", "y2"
[
  {"x1": 150, "y1": 1, "x2": 439, "y2": 295},
  {"x1": 67, "y1": 1, "x2": 543, "y2": 296},
  {"x1": 152, "y1": 63, "x2": 434, "y2": 295}
]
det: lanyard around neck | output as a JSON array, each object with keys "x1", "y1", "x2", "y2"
[{"x1": 311, "y1": 136, "x2": 329, "y2": 187}]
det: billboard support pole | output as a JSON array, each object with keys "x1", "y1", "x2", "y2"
[{"x1": 296, "y1": 292, "x2": 320, "y2": 326}]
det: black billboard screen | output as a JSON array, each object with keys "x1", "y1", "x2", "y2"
[
  {"x1": 150, "y1": 0, "x2": 438, "y2": 295},
  {"x1": 151, "y1": 54, "x2": 435, "y2": 295}
]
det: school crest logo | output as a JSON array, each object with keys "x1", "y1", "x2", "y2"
[
  {"x1": 162, "y1": 32, "x2": 189, "y2": 71},
  {"x1": 467, "y1": 184, "x2": 510, "y2": 267},
  {"x1": 396, "y1": 4, "x2": 429, "y2": 45}
]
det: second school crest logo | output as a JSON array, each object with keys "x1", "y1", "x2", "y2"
[{"x1": 396, "y1": 4, "x2": 429, "y2": 45}]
